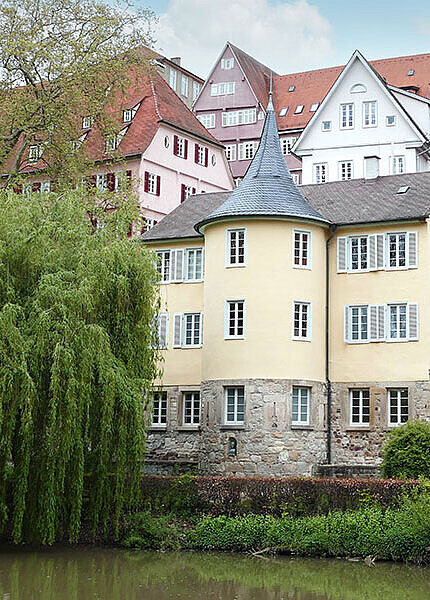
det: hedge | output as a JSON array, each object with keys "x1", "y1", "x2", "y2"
[{"x1": 139, "y1": 475, "x2": 418, "y2": 517}]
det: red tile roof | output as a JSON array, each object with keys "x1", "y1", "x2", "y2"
[
  {"x1": 229, "y1": 42, "x2": 278, "y2": 109},
  {"x1": 274, "y1": 52, "x2": 430, "y2": 131}
]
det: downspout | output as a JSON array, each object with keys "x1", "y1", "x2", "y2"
[{"x1": 326, "y1": 224, "x2": 337, "y2": 465}]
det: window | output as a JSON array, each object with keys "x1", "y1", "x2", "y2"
[
  {"x1": 350, "y1": 389, "x2": 370, "y2": 426},
  {"x1": 238, "y1": 141, "x2": 258, "y2": 160},
  {"x1": 363, "y1": 101, "x2": 377, "y2": 127},
  {"x1": 144, "y1": 171, "x2": 160, "y2": 195},
  {"x1": 350, "y1": 83, "x2": 367, "y2": 93},
  {"x1": 197, "y1": 113, "x2": 215, "y2": 129},
  {"x1": 345, "y1": 303, "x2": 418, "y2": 343},
  {"x1": 225, "y1": 387, "x2": 245, "y2": 424},
  {"x1": 386, "y1": 115, "x2": 396, "y2": 126},
  {"x1": 258, "y1": 110, "x2": 264, "y2": 120},
  {"x1": 348, "y1": 305, "x2": 368, "y2": 342},
  {"x1": 221, "y1": 58, "x2": 234, "y2": 69},
  {"x1": 337, "y1": 232, "x2": 417, "y2": 273},
  {"x1": 310, "y1": 102, "x2": 319, "y2": 112},
  {"x1": 181, "y1": 75, "x2": 189, "y2": 97},
  {"x1": 169, "y1": 68, "x2": 177, "y2": 90},
  {"x1": 292, "y1": 173, "x2": 300, "y2": 185},
  {"x1": 96, "y1": 173, "x2": 108, "y2": 191},
  {"x1": 408, "y1": 69, "x2": 415, "y2": 76},
  {"x1": 192, "y1": 81, "x2": 201, "y2": 101},
  {"x1": 279, "y1": 107, "x2": 288, "y2": 117},
  {"x1": 123, "y1": 109, "x2": 133, "y2": 123},
  {"x1": 294, "y1": 105, "x2": 304, "y2": 114},
  {"x1": 313, "y1": 163, "x2": 327, "y2": 184},
  {"x1": 41, "y1": 181, "x2": 51, "y2": 194},
  {"x1": 28, "y1": 145, "x2": 40, "y2": 163},
  {"x1": 340, "y1": 103, "x2": 354, "y2": 129},
  {"x1": 225, "y1": 144, "x2": 237, "y2": 161},
  {"x1": 388, "y1": 389, "x2": 408, "y2": 426},
  {"x1": 225, "y1": 300, "x2": 245, "y2": 339},
  {"x1": 152, "y1": 391, "x2": 167, "y2": 426},
  {"x1": 211, "y1": 82, "x2": 235, "y2": 96},
  {"x1": 156, "y1": 250, "x2": 171, "y2": 282},
  {"x1": 181, "y1": 184, "x2": 196, "y2": 202},
  {"x1": 173, "y1": 135, "x2": 188, "y2": 158},
  {"x1": 289, "y1": 85, "x2": 295, "y2": 92},
  {"x1": 292, "y1": 387, "x2": 310, "y2": 425},
  {"x1": 222, "y1": 109, "x2": 256, "y2": 127},
  {"x1": 293, "y1": 302, "x2": 312, "y2": 341},
  {"x1": 388, "y1": 233, "x2": 406, "y2": 268},
  {"x1": 82, "y1": 116, "x2": 92, "y2": 129},
  {"x1": 142, "y1": 217, "x2": 157, "y2": 231},
  {"x1": 392, "y1": 156, "x2": 405, "y2": 174},
  {"x1": 350, "y1": 236, "x2": 368, "y2": 270},
  {"x1": 322, "y1": 120, "x2": 331, "y2": 131},
  {"x1": 293, "y1": 229, "x2": 311, "y2": 268},
  {"x1": 388, "y1": 304, "x2": 407, "y2": 340},
  {"x1": 105, "y1": 127, "x2": 127, "y2": 152},
  {"x1": 281, "y1": 137, "x2": 297, "y2": 155},
  {"x1": 153, "y1": 313, "x2": 169, "y2": 349},
  {"x1": 185, "y1": 247, "x2": 204, "y2": 281},
  {"x1": 195, "y1": 144, "x2": 208, "y2": 166},
  {"x1": 227, "y1": 228, "x2": 246, "y2": 266},
  {"x1": 183, "y1": 392, "x2": 200, "y2": 425},
  {"x1": 183, "y1": 313, "x2": 202, "y2": 346},
  {"x1": 339, "y1": 161, "x2": 353, "y2": 180}
]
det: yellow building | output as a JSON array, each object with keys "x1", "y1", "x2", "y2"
[{"x1": 142, "y1": 93, "x2": 430, "y2": 477}]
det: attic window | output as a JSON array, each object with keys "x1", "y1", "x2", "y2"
[
  {"x1": 123, "y1": 109, "x2": 133, "y2": 123},
  {"x1": 289, "y1": 85, "x2": 295, "y2": 92},
  {"x1": 279, "y1": 107, "x2": 288, "y2": 117},
  {"x1": 397, "y1": 186, "x2": 410, "y2": 194},
  {"x1": 82, "y1": 116, "x2": 92, "y2": 129},
  {"x1": 294, "y1": 105, "x2": 304, "y2": 114},
  {"x1": 408, "y1": 69, "x2": 415, "y2": 76},
  {"x1": 350, "y1": 83, "x2": 367, "y2": 93},
  {"x1": 310, "y1": 103, "x2": 319, "y2": 112}
]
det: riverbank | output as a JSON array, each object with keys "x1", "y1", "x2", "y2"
[{"x1": 119, "y1": 487, "x2": 430, "y2": 565}]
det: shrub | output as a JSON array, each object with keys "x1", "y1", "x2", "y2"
[
  {"x1": 381, "y1": 421, "x2": 430, "y2": 478},
  {"x1": 120, "y1": 512, "x2": 182, "y2": 550}
]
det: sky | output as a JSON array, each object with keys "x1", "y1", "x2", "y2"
[{"x1": 136, "y1": 0, "x2": 430, "y2": 78}]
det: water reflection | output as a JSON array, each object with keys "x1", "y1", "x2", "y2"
[{"x1": 0, "y1": 548, "x2": 428, "y2": 600}]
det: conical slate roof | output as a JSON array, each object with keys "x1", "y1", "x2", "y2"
[{"x1": 195, "y1": 94, "x2": 328, "y2": 232}]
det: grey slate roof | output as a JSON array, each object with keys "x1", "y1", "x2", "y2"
[
  {"x1": 141, "y1": 171, "x2": 430, "y2": 242},
  {"x1": 194, "y1": 95, "x2": 328, "y2": 232}
]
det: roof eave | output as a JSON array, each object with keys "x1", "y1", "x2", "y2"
[
  {"x1": 195, "y1": 212, "x2": 331, "y2": 234},
  {"x1": 157, "y1": 119, "x2": 225, "y2": 148}
]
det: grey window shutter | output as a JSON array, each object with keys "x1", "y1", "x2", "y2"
[
  {"x1": 199, "y1": 313, "x2": 203, "y2": 345},
  {"x1": 344, "y1": 306, "x2": 350, "y2": 342},
  {"x1": 337, "y1": 237, "x2": 347, "y2": 272},
  {"x1": 170, "y1": 249, "x2": 184, "y2": 282},
  {"x1": 378, "y1": 305, "x2": 386, "y2": 341},
  {"x1": 159, "y1": 313, "x2": 169, "y2": 348},
  {"x1": 368, "y1": 235, "x2": 376, "y2": 270},
  {"x1": 408, "y1": 303, "x2": 419, "y2": 340},
  {"x1": 408, "y1": 232, "x2": 418, "y2": 268},
  {"x1": 173, "y1": 313, "x2": 183, "y2": 347},
  {"x1": 369, "y1": 305, "x2": 378, "y2": 339},
  {"x1": 376, "y1": 234, "x2": 385, "y2": 269}
]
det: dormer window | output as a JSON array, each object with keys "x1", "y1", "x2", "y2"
[
  {"x1": 289, "y1": 85, "x2": 295, "y2": 92},
  {"x1": 82, "y1": 116, "x2": 92, "y2": 129},
  {"x1": 123, "y1": 109, "x2": 133, "y2": 123},
  {"x1": 28, "y1": 145, "x2": 41, "y2": 163},
  {"x1": 294, "y1": 105, "x2": 304, "y2": 114},
  {"x1": 309, "y1": 103, "x2": 319, "y2": 112},
  {"x1": 105, "y1": 127, "x2": 128, "y2": 153},
  {"x1": 279, "y1": 107, "x2": 288, "y2": 117}
]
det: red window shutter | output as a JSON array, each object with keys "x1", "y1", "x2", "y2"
[
  {"x1": 14, "y1": 184, "x2": 23, "y2": 194},
  {"x1": 126, "y1": 170, "x2": 132, "y2": 180},
  {"x1": 107, "y1": 172, "x2": 115, "y2": 192},
  {"x1": 181, "y1": 184, "x2": 186, "y2": 203},
  {"x1": 194, "y1": 144, "x2": 199, "y2": 163},
  {"x1": 205, "y1": 148, "x2": 209, "y2": 167},
  {"x1": 156, "y1": 175, "x2": 161, "y2": 196},
  {"x1": 144, "y1": 171, "x2": 149, "y2": 192},
  {"x1": 32, "y1": 182, "x2": 41, "y2": 192},
  {"x1": 173, "y1": 135, "x2": 178, "y2": 156},
  {"x1": 192, "y1": 187, "x2": 196, "y2": 195},
  {"x1": 184, "y1": 139, "x2": 188, "y2": 159}
]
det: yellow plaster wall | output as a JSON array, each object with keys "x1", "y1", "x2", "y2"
[
  {"x1": 330, "y1": 221, "x2": 430, "y2": 382},
  {"x1": 202, "y1": 219, "x2": 327, "y2": 381}
]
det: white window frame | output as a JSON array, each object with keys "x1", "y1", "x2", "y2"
[
  {"x1": 176, "y1": 136, "x2": 186, "y2": 158},
  {"x1": 346, "y1": 305, "x2": 369, "y2": 343},
  {"x1": 197, "y1": 113, "x2": 215, "y2": 129},
  {"x1": 321, "y1": 120, "x2": 331, "y2": 131},
  {"x1": 96, "y1": 173, "x2": 108, "y2": 191},
  {"x1": 386, "y1": 115, "x2": 396, "y2": 127},
  {"x1": 224, "y1": 387, "x2": 245, "y2": 425},
  {"x1": 183, "y1": 185, "x2": 194, "y2": 201},
  {"x1": 28, "y1": 145, "x2": 40, "y2": 163},
  {"x1": 196, "y1": 144, "x2": 206, "y2": 166},
  {"x1": 292, "y1": 173, "x2": 300, "y2": 185},
  {"x1": 225, "y1": 144, "x2": 237, "y2": 161},
  {"x1": 392, "y1": 155, "x2": 405, "y2": 175},
  {"x1": 192, "y1": 81, "x2": 201, "y2": 101},
  {"x1": 184, "y1": 247, "x2": 204, "y2": 282},
  {"x1": 152, "y1": 391, "x2": 167, "y2": 427},
  {"x1": 293, "y1": 229, "x2": 312, "y2": 269},
  {"x1": 156, "y1": 249, "x2": 171, "y2": 283},
  {"x1": 147, "y1": 172, "x2": 157, "y2": 195},
  {"x1": 292, "y1": 301, "x2": 312, "y2": 341},
  {"x1": 40, "y1": 181, "x2": 51, "y2": 194},
  {"x1": 339, "y1": 160, "x2": 353, "y2": 181},
  {"x1": 169, "y1": 68, "x2": 177, "y2": 90},
  {"x1": 310, "y1": 103, "x2": 319, "y2": 112},
  {"x1": 123, "y1": 109, "x2": 133, "y2": 123},
  {"x1": 281, "y1": 137, "x2": 297, "y2": 155},
  {"x1": 387, "y1": 303, "x2": 408, "y2": 342},
  {"x1": 225, "y1": 300, "x2": 246, "y2": 339},
  {"x1": 222, "y1": 109, "x2": 256, "y2": 127},
  {"x1": 183, "y1": 391, "x2": 200, "y2": 426},
  {"x1": 82, "y1": 116, "x2": 92, "y2": 129},
  {"x1": 181, "y1": 75, "x2": 189, "y2": 97},
  {"x1": 294, "y1": 105, "x2": 304, "y2": 114},
  {"x1": 313, "y1": 163, "x2": 328, "y2": 184},
  {"x1": 238, "y1": 141, "x2": 259, "y2": 161},
  {"x1": 226, "y1": 228, "x2": 246, "y2": 267},
  {"x1": 345, "y1": 303, "x2": 419, "y2": 343},
  {"x1": 386, "y1": 232, "x2": 408, "y2": 270},
  {"x1": 292, "y1": 387, "x2": 310, "y2": 425},
  {"x1": 350, "y1": 389, "x2": 370, "y2": 427},
  {"x1": 348, "y1": 235, "x2": 369, "y2": 271},
  {"x1": 221, "y1": 58, "x2": 234, "y2": 70},
  {"x1": 363, "y1": 101, "x2": 377, "y2": 127},
  {"x1": 387, "y1": 388, "x2": 409, "y2": 427},
  {"x1": 340, "y1": 103, "x2": 354, "y2": 129},
  {"x1": 211, "y1": 82, "x2": 235, "y2": 96},
  {"x1": 183, "y1": 312, "x2": 203, "y2": 347},
  {"x1": 279, "y1": 107, "x2": 288, "y2": 117}
]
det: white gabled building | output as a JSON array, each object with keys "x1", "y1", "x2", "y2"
[{"x1": 293, "y1": 50, "x2": 430, "y2": 184}]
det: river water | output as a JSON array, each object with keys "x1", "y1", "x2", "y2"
[{"x1": 0, "y1": 548, "x2": 429, "y2": 599}]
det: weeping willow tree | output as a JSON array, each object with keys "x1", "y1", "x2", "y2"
[{"x1": 0, "y1": 189, "x2": 160, "y2": 544}]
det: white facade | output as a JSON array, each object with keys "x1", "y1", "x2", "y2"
[{"x1": 294, "y1": 52, "x2": 430, "y2": 185}]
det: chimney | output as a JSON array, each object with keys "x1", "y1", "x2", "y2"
[
  {"x1": 364, "y1": 155, "x2": 380, "y2": 180},
  {"x1": 170, "y1": 57, "x2": 181, "y2": 66}
]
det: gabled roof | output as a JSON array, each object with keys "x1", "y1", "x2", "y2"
[
  {"x1": 194, "y1": 94, "x2": 327, "y2": 232},
  {"x1": 141, "y1": 172, "x2": 430, "y2": 242},
  {"x1": 228, "y1": 43, "x2": 278, "y2": 109},
  {"x1": 275, "y1": 51, "x2": 430, "y2": 131}
]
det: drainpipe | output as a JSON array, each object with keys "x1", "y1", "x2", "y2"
[{"x1": 326, "y1": 224, "x2": 337, "y2": 465}]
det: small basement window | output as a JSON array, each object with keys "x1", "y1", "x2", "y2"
[
  {"x1": 279, "y1": 107, "x2": 288, "y2": 117},
  {"x1": 294, "y1": 105, "x2": 304, "y2": 114},
  {"x1": 397, "y1": 186, "x2": 410, "y2": 194}
]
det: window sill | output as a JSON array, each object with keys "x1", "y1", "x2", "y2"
[
  {"x1": 149, "y1": 426, "x2": 167, "y2": 432},
  {"x1": 345, "y1": 426, "x2": 372, "y2": 432},
  {"x1": 292, "y1": 337, "x2": 312, "y2": 342},
  {"x1": 177, "y1": 426, "x2": 200, "y2": 432},
  {"x1": 220, "y1": 425, "x2": 245, "y2": 431},
  {"x1": 224, "y1": 337, "x2": 245, "y2": 341},
  {"x1": 291, "y1": 425, "x2": 313, "y2": 430},
  {"x1": 225, "y1": 264, "x2": 246, "y2": 268}
]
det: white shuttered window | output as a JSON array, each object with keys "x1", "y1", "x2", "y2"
[
  {"x1": 337, "y1": 232, "x2": 417, "y2": 273},
  {"x1": 173, "y1": 312, "x2": 203, "y2": 348},
  {"x1": 345, "y1": 303, "x2": 419, "y2": 343}
]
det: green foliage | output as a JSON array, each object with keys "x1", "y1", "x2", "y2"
[
  {"x1": 381, "y1": 420, "x2": 430, "y2": 478},
  {"x1": 120, "y1": 511, "x2": 182, "y2": 550},
  {"x1": 0, "y1": 190, "x2": 160, "y2": 544}
]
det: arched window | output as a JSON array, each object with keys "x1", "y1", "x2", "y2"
[{"x1": 350, "y1": 83, "x2": 367, "y2": 93}]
